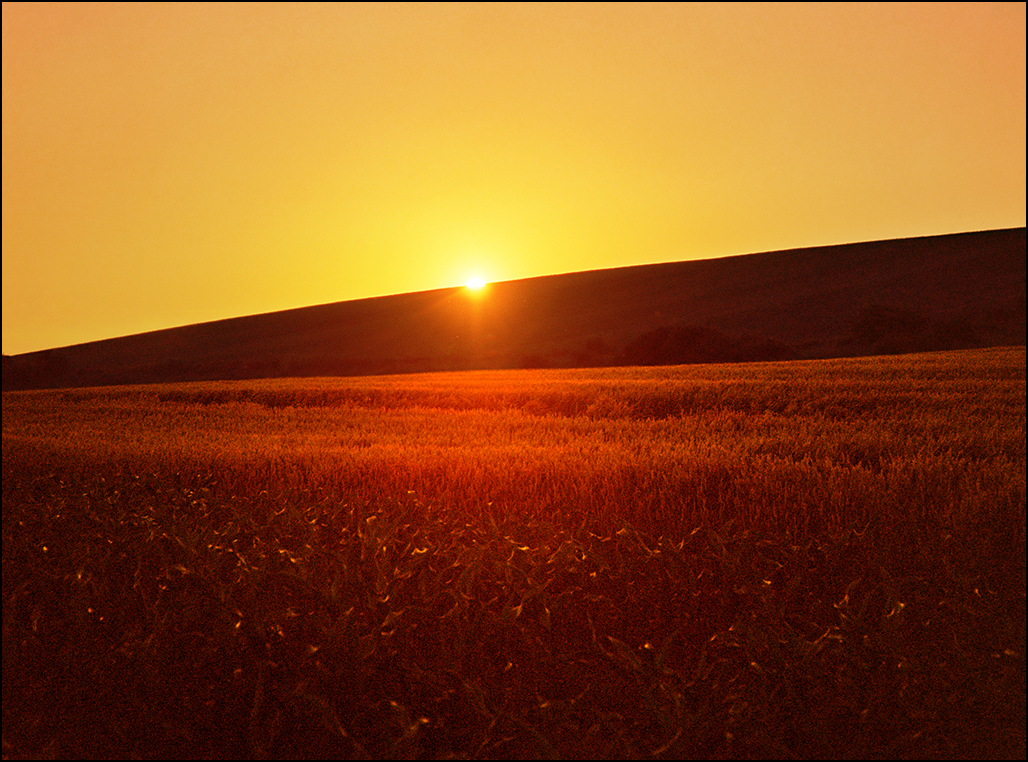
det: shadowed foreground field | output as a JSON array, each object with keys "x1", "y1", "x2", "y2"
[{"x1": 3, "y1": 348, "x2": 1025, "y2": 758}]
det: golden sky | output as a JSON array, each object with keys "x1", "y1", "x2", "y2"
[{"x1": 3, "y1": 2, "x2": 1025, "y2": 355}]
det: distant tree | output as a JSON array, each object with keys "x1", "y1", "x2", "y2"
[
  {"x1": 621, "y1": 325, "x2": 793, "y2": 366},
  {"x1": 849, "y1": 305, "x2": 979, "y2": 355}
]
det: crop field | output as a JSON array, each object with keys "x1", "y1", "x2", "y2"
[{"x1": 3, "y1": 347, "x2": 1025, "y2": 758}]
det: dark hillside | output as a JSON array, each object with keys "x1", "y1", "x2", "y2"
[{"x1": 4, "y1": 227, "x2": 1024, "y2": 390}]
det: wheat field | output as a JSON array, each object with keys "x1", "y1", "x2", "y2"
[{"x1": 3, "y1": 347, "x2": 1024, "y2": 758}]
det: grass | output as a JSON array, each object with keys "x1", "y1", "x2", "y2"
[{"x1": 3, "y1": 347, "x2": 1025, "y2": 758}]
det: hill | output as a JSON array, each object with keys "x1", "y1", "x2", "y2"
[{"x1": 3, "y1": 227, "x2": 1024, "y2": 390}]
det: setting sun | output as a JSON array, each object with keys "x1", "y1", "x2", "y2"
[{"x1": 1, "y1": 3, "x2": 1024, "y2": 357}]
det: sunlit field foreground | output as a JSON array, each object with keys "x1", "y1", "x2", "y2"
[{"x1": 3, "y1": 348, "x2": 1025, "y2": 758}]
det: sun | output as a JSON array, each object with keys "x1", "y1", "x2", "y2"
[{"x1": 465, "y1": 277, "x2": 487, "y2": 290}]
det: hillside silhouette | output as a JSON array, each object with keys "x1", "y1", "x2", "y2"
[{"x1": 4, "y1": 228, "x2": 1024, "y2": 390}]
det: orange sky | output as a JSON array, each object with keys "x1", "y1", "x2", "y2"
[{"x1": 3, "y1": 2, "x2": 1025, "y2": 355}]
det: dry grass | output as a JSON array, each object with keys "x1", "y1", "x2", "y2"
[{"x1": 3, "y1": 347, "x2": 1025, "y2": 758}]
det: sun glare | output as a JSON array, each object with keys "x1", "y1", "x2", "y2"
[{"x1": 465, "y1": 277, "x2": 487, "y2": 290}]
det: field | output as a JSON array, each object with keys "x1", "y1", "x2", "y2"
[
  {"x1": 3, "y1": 347, "x2": 1025, "y2": 758},
  {"x1": 5, "y1": 228, "x2": 1024, "y2": 391}
]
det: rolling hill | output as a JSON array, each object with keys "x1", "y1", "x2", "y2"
[{"x1": 4, "y1": 227, "x2": 1024, "y2": 391}]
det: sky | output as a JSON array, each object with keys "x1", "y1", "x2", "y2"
[{"x1": 3, "y1": 3, "x2": 1025, "y2": 356}]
